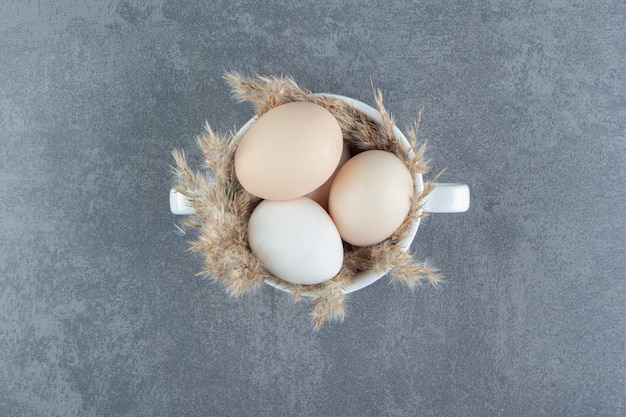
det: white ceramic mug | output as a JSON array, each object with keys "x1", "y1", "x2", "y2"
[{"x1": 170, "y1": 95, "x2": 469, "y2": 293}]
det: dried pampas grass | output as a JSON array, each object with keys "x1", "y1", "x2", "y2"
[{"x1": 171, "y1": 73, "x2": 443, "y2": 330}]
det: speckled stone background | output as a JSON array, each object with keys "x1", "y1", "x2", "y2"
[{"x1": 1, "y1": 1, "x2": 625, "y2": 416}]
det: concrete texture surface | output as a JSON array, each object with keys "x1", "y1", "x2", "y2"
[{"x1": 1, "y1": 1, "x2": 625, "y2": 416}]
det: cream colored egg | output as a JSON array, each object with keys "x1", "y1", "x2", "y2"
[
  {"x1": 329, "y1": 150, "x2": 413, "y2": 247},
  {"x1": 247, "y1": 197, "x2": 343, "y2": 285},
  {"x1": 235, "y1": 101, "x2": 343, "y2": 200}
]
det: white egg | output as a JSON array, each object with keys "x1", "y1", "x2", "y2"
[{"x1": 247, "y1": 197, "x2": 343, "y2": 285}]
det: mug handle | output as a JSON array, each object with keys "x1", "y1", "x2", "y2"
[
  {"x1": 170, "y1": 184, "x2": 470, "y2": 215},
  {"x1": 170, "y1": 189, "x2": 196, "y2": 215},
  {"x1": 422, "y1": 183, "x2": 470, "y2": 213}
]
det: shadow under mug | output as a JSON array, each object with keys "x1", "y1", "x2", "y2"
[{"x1": 170, "y1": 94, "x2": 470, "y2": 294}]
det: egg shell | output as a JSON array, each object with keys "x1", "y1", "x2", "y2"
[
  {"x1": 329, "y1": 150, "x2": 414, "y2": 247},
  {"x1": 247, "y1": 197, "x2": 344, "y2": 285},
  {"x1": 235, "y1": 101, "x2": 343, "y2": 200},
  {"x1": 305, "y1": 142, "x2": 351, "y2": 210}
]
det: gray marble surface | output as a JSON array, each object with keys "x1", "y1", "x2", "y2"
[{"x1": 1, "y1": 1, "x2": 625, "y2": 416}]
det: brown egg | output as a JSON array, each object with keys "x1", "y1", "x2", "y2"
[
  {"x1": 234, "y1": 101, "x2": 343, "y2": 200},
  {"x1": 329, "y1": 150, "x2": 413, "y2": 247},
  {"x1": 305, "y1": 142, "x2": 351, "y2": 210}
]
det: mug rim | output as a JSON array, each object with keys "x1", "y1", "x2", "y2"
[{"x1": 234, "y1": 94, "x2": 423, "y2": 295}]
